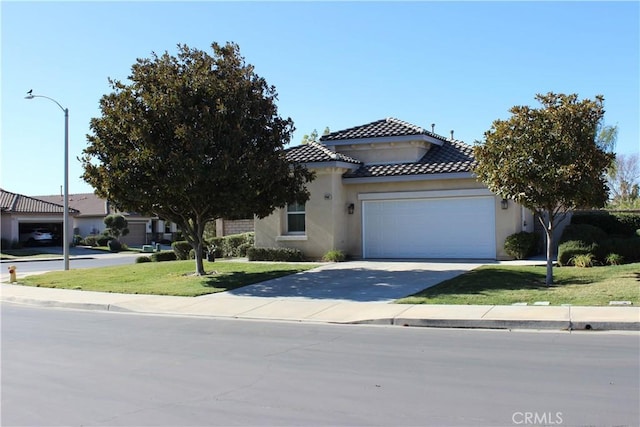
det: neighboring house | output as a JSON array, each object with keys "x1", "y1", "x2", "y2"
[
  {"x1": 254, "y1": 118, "x2": 534, "y2": 260},
  {"x1": 34, "y1": 193, "x2": 174, "y2": 247},
  {"x1": 215, "y1": 218, "x2": 255, "y2": 236},
  {"x1": 0, "y1": 189, "x2": 79, "y2": 245}
]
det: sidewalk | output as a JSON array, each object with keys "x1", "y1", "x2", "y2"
[{"x1": 2, "y1": 283, "x2": 638, "y2": 331}]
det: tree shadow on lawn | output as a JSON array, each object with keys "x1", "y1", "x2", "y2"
[
  {"x1": 222, "y1": 266, "x2": 474, "y2": 302},
  {"x1": 199, "y1": 269, "x2": 306, "y2": 292},
  {"x1": 409, "y1": 265, "x2": 595, "y2": 298}
]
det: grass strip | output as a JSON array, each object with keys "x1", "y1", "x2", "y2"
[
  {"x1": 18, "y1": 260, "x2": 319, "y2": 297},
  {"x1": 397, "y1": 263, "x2": 640, "y2": 306}
]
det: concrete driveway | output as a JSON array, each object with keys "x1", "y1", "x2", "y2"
[{"x1": 225, "y1": 260, "x2": 486, "y2": 303}]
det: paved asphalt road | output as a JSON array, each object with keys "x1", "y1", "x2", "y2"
[
  {"x1": 2, "y1": 304, "x2": 638, "y2": 427},
  {"x1": 1, "y1": 249, "x2": 141, "y2": 274}
]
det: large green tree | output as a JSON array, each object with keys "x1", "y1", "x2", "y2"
[
  {"x1": 82, "y1": 42, "x2": 314, "y2": 275},
  {"x1": 607, "y1": 153, "x2": 640, "y2": 209},
  {"x1": 300, "y1": 127, "x2": 330, "y2": 144},
  {"x1": 473, "y1": 93, "x2": 614, "y2": 285}
]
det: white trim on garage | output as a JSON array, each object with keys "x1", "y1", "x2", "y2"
[
  {"x1": 361, "y1": 191, "x2": 496, "y2": 259},
  {"x1": 358, "y1": 188, "x2": 493, "y2": 201}
]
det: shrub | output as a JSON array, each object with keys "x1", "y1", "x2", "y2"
[
  {"x1": 605, "y1": 253, "x2": 624, "y2": 266},
  {"x1": 107, "y1": 239, "x2": 122, "y2": 252},
  {"x1": 73, "y1": 235, "x2": 83, "y2": 245},
  {"x1": 571, "y1": 211, "x2": 640, "y2": 237},
  {"x1": 172, "y1": 241, "x2": 192, "y2": 260},
  {"x1": 504, "y1": 232, "x2": 539, "y2": 259},
  {"x1": 208, "y1": 237, "x2": 224, "y2": 258},
  {"x1": 559, "y1": 223, "x2": 607, "y2": 245},
  {"x1": 237, "y1": 242, "x2": 253, "y2": 257},
  {"x1": 151, "y1": 251, "x2": 177, "y2": 262},
  {"x1": 247, "y1": 247, "x2": 305, "y2": 262},
  {"x1": 322, "y1": 249, "x2": 346, "y2": 262},
  {"x1": 97, "y1": 234, "x2": 110, "y2": 247},
  {"x1": 219, "y1": 232, "x2": 254, "y2": 257},
  {"x1": 557, "y1": 240, "x2": 599, "y2": 266},
  {"x1": 135, "y1": 256, "x2": 151, "y2": 263},
  {"x1": 601, "y1": 237, "x2": 640, "y2": 264},
  {"x1": 82, "y1": 235, "x2": 99, "y2": 247},
  {"x1": 570, "y1": 253, "x2": 595, "y2": 268}
]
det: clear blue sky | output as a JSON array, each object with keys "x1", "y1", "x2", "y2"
[{"x1": 2, "y1": 1, "x2": 638, "y2": 196}]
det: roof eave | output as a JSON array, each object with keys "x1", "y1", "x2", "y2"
[
  {"x1": 322, "y1": 134, "x2": 445, "y2": 147},
  {"x1": 343, "y1": 171, "x2": 475, "y2": 184},
  {"x1": 299, "y1": 161, "x2": 362, "y2": 171}
]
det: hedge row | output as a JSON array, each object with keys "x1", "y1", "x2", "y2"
[
  {"x1": 171, "y1": 232, "x2": 255, "y2": 260},
  {"x1": 558, "y1": 217, "x2": 640, "y2": 266},
  {"x1": 247, "y1": 247, "x2": 305, "y2": 262},
  {"x1": 570, "y1": 211, "x2": 640, "y2": 236}
]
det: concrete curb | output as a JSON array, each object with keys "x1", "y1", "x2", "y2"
[
  {"x1": 0, "y1": 257, "x2": 95, "y2": 263},
  {"x1": 3, "y1": 295, "x2": 638, "y2": 331},
  {"x1": 351, "y1": 318, "x2": 640, "y2": 331},
  {"x1": 3, "y1": 296, "x2": 113, "y2": 312}
]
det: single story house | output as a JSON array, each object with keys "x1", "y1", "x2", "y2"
[
  {"x1": 0, "y1": 189, "x2": 79, "y2": 245},
  {"x1": 254, "y1": 118, "x2": 535, "y2": 260},
  {"x1": 1, "y1": 189, "x2": 252, "y2": 247},
  {"x1": 34, "y1": 193, "x2": 164, "y2": 246}
]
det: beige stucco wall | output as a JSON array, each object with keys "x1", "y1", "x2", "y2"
[
  {"x1": 255, "y1": 167, "x2": 530, "y2": 260},
  {"x1": 255, "y1": 167, "x2": 350, "y2": 259},
  {"x1": 0, "y1": 212, "x2": 12, "y2": 243},
  {"x1": 334, "y1": 140, "x2": 430, "y2": 165}
]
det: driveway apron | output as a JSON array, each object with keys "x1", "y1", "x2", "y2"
[{"x1": 223, "y1": 260, "x2": 485, "y2": 303}]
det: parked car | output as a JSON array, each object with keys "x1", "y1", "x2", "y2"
[{"x1": 19, "y1": 228, "x2": 54, "y2": 246}]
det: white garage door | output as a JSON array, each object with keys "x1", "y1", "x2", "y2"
[{"x1": 363, "y1": 196, "x2": 496, "y2": 259}]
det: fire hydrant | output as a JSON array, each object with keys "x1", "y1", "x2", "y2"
[{"x1": 8, "y1": 265, "x2": 17, "y2": 283}]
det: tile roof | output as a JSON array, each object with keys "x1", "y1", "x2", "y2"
[
  {"x1": 343, "y1": 140, "x2": 476, "y2": 179},
  {"x1": 0, "y1": 189, "x2": 79, "y2": 214},
  {"x1": 285, "y1": 141, "x2": 361, "y2": 164},
  {"x1": 320, "y1": 117, "x2": 450, "y2": 143},
  {"x1": 35, "y1": 193, "x2": 109, "y2": 216},
  {"x1": 35, "y1": 193, "x2": 150, "y2": 218}
]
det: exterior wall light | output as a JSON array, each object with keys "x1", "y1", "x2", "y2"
[
  {"x1": 347, "y1": 203, "x2": 355, "y2": 215},
  {"x1": 501, "y1": 199, "x2": 509, "y2": 210}
]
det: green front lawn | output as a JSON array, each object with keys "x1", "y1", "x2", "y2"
[
  {"x1": 18, "y1": 261, "x2": 319, "y2": 297},
  {"x1": 397, "y1": 263, "x2": 640, "y2": 306},
  {"x1": 0, "y1": 248, "x2": 59, "y2": 260}
]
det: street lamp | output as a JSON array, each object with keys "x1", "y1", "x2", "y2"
[{"x1": 25, "y1": 91, "x2": 70, "y2": 270}]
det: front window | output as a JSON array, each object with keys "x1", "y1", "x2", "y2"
[{"x1": 287, "y1": 202, "x2": 306, "y2": 233}]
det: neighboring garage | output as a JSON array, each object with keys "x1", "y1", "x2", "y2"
[
  {"x1": 119, "y1": 221, "x2": 148, "y2": 247},
  {"x1": 362, "y1": 193, "x2": 496, "y2": 259},
  {"x1": 18, "y1": 221, "x2": 63, "y2": 245}
]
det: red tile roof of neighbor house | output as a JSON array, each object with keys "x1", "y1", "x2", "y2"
[
  {"x1": 34, "y1": 193, "x2": 150, "y2": 218},
  {"x1": 34, "y1": 193, "x2": 109, "y2": 217},
  {"x1": 285, "y1": 118, "x2": 477, "y2": 178},
  {"x1": 0, "y1": 189, "x2": 79, "y2": 214},
  {"x1": 320, "y1": 117, "x2": 451, "y2": 142}
]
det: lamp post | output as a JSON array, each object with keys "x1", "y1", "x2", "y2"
[{"x1": 25, "y1": 91, "x2": 70, "y2": 270}]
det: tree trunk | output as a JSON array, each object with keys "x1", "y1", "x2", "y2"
[
  {"x1": 545, "y1": 213, "x2": 554, "y2": 286},
  {"x1": 194, "y1": 239, "x2": 206, "y2": 276}
]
